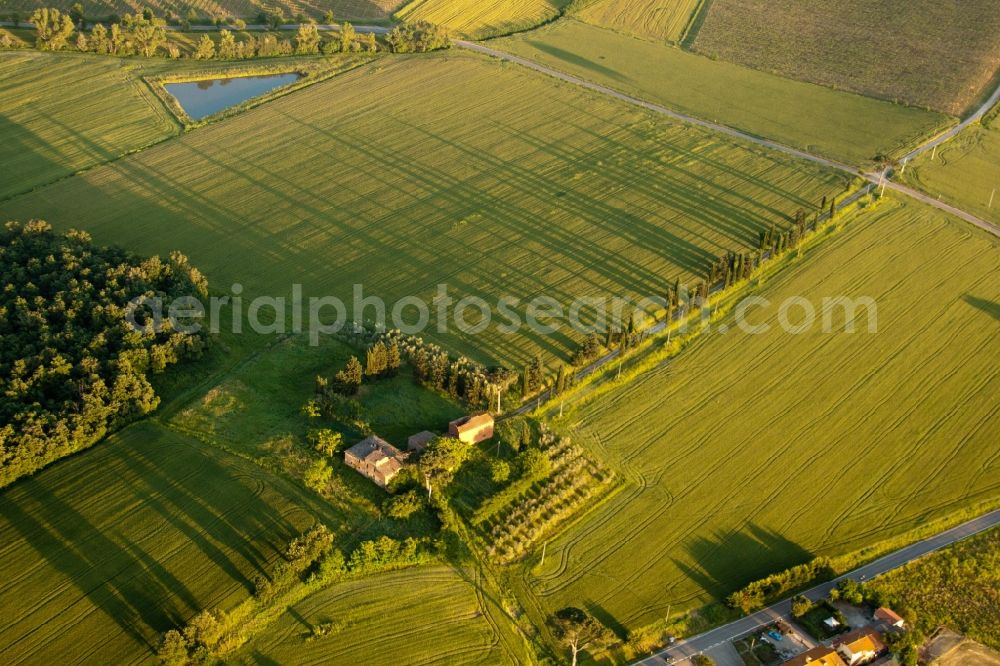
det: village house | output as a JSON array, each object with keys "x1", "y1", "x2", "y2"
[
  {"x1": 407, "y1": 430, "x2": 436, "y2": 453},
  {"x1": 873, "y1": 607, "x2": 906, "y2": 629},
  {"x1": 344, "y1": 435, "x2": 406, "y2": 489},
  {"x1": 832, "y1": 627, "x2": 887, "y2": 666},
  {"x1": 784, "y1": 646, "x2": 847, "y2": 666},
  {"x1": 448, "y1": 413, "x2": 495, "y2": 444}
]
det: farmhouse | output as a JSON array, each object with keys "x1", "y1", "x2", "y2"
[
  {"x1": 784, "y1": 646, "x2": 847, "y2": 666},
  {"x1": 448, "y1": 413, "x2": 495, "y2": 444},
  {"x1": 832, "y1": 628, "x2": 887, "y2": 665},
  {"x1": 344, "y1": 435, "x2": 407, "y2": 489},
  {"x1": 407, "y1": 431, "x2": 436, "y2": 452},
  {"x1": 873, "y1": 607, "x2": 905, "y2": 629}
]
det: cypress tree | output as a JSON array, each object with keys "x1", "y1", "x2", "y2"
[
  {"x1": 555, "y1": 365, "x2": 567, "y2": 395},
  {"x1": 335, "y1": 356, "x2": 362, "y2": 394},
  {"x1": 431, "y1": 352, "x2": 447, "y2": 390},
  {"x1": 387, "y1": 341, "x2": 401, "y2": 374},
  {"x1": 414, "y1": 348, "x2": 429, "y2": 382}
]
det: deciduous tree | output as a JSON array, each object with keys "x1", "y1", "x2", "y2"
[
  {"x1": 31, "y1": 8, "x2": 74, "y2": 50},
  {"x1": 549, "y1": 607, "x2": 612, "y2": 666}
]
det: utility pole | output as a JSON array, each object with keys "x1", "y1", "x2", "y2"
[
  {"x1": 559, "y1": 400, "x2": 564, "y2": 418},
  {"x1": 989, "y1": 188, "x2": 996, "y2": 210},
  {"x1": 540, "y1": 541, "x2": 547, "y2": 568},
  {"x1": 616, "y1": 358, "x2": 622, "y2": 380},
  {"x1": 931, "y1": 144, "x2": 937, "y2": 160},
  {"x1": 900, "y1": 157, "x2": 908, "y2": 175}
]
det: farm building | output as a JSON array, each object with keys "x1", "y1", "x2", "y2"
[
  {"x1": 448, "y1": 413, "x2": 495, "y2": 444},
  {"x1": 785, "y1": 646, "x2": 847, "y2": 666},
  {"x1": 832, "y1": 627, "x2": 887, "y2": 665},
  {"x1": 407, "y1": 431, "x2": 436, "y2": 452},
  {"x1": 344, "y1": 435, "x2": 407, "y2": 489},
  {"x1": 873, "y1": 607, "x2": 905, "y2": 629}
]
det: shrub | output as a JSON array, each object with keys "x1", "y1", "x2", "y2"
[
  {"x1": 303, "y1": 459, "x2": 333, "y2": 492},
  {"x1": 308, "y1": 428, "x2": 343, "y2": 456},
  {"x1": 384, "y1": 490, "x2": 425, "y2": 520},
  {"x1": 490, "y1": 459, "x2": 511, "y2": 483},
  {"x1": 791, "y1": 595, "x2": 813, "y2": 618}
]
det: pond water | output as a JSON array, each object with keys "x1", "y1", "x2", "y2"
[{"x1": 165, "y1": 73, "x2": 302, "y2": 121}]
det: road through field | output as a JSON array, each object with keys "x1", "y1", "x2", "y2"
[
  {"x1": 635, "y1": 508, "x2": 1000, "y2": 665},
  {"x1": 6, "y1": 19, "x2": 997, "y2": 236},
  {"x1": 457, "y1": 40, "x2": 1000, "y2": 237},
  {"x1": 455, "y1": 40, "x2": 859, "y2": 175}
]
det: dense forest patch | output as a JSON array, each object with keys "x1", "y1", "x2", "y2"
[{"x1": 0, "y1": 220, "x2": 208, "y2": 486}]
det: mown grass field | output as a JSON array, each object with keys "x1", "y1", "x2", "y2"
[
  {"x1": 2, "y1": 0, "x2": 403, "y2": 21},
  {"x1": 522, "y1": 200, "x2": 1000, "y2": 633},
  {"x1": 0, "y1": 51, "x2": 177, "y2": 200},
  {"x1": 573, "y1": 0, "x2": 702, "y2": 42},
  {"x1": 492, "y1": 19, "x2": 949, "y2": 167},
  {"x1": 237, "y1": 565, "x2": 527, "y2": 664},
  {"x1": 0, "y1": 420, "x2": 343, "y2": 663},
  {"x1": 901, "y1": 115, "x2": 1000, "y2": 227},
  {"x1": 691, "y1": 0, "x2": 1000, "y2": 117},
  {"x1": 395, "y1": 0, "x2": 569, "y2": 38},
  {"x1": 0, "y1": 51, "x2": 847, "y2": 369},
  {"x1": 0, "y1": 51, "x2": 369, "y2": 200}
]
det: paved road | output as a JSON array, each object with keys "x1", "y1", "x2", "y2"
[
  {"x1": 506, "y1": 186, "x2": 883, "y2": 418},
  {"x1": 865, "y1": 175, "x2": 1000, "y2": 236},
  {"x1": 898, "y1": 75, "x2": 1000, "y2": 164},
  {"x1": 456, "y1": 41, "x2": 859, "y2": 176},
  {"x1": 635, "y1": 508, "x2": 1000, "y2": 665},
  {"x1": 456, "y1": 41, "x2": 1000, "y2": 238}
]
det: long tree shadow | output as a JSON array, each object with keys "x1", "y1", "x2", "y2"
[
  {"x1": 0, "y1": 478, "x2": 185, "y2": 650},
  {"x1": 674, "y1": 523, "x2": 814, "y2": 602},
  {"x1": 963, "y1": 295, "x2": 1000, "y2": 322},
  {"x1": 0, "y1": 424, "x2": 340, "y2": 656}
]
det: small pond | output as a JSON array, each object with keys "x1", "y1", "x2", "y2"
[{"x1": 165, "y1": 73, "x2": 302, "y2": 121}]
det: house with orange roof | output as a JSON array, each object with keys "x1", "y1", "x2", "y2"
[
  {"x1": 873, "y1": 606, "x2": 906, "y2": 629},
  {"x1": 832, "y1": 627, "x2": 887, "y2": 665},
  {"x1": 784, "y1": 646, "x2": 848, "y2": 666}
]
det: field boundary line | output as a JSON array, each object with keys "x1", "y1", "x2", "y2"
[
  {"x1": 454, "y1": 40, "x2": 1000, "y2": 237},
  {"x1": 455, "y1": 40, "x2": 860, "y2": 176}
]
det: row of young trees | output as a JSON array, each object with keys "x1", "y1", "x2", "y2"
[
  {"x1": 30, "y1": 8, "x2": 168, "y2": 55},
  {"x1": 0, "y1": 221, "x2": 208, "y2": 488},
  {"x1": 367, "y1": 328, "x2": 518, "y2": 410},
  {"x1": 485, "y1": 433, "x2": 612, "y2": 563},
  {"x1": 20, "y1": 7, "x2": 448, "y2": 58},
  {"x1": 190, "y1": 23, "x2": 377, "y2": 60}
]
